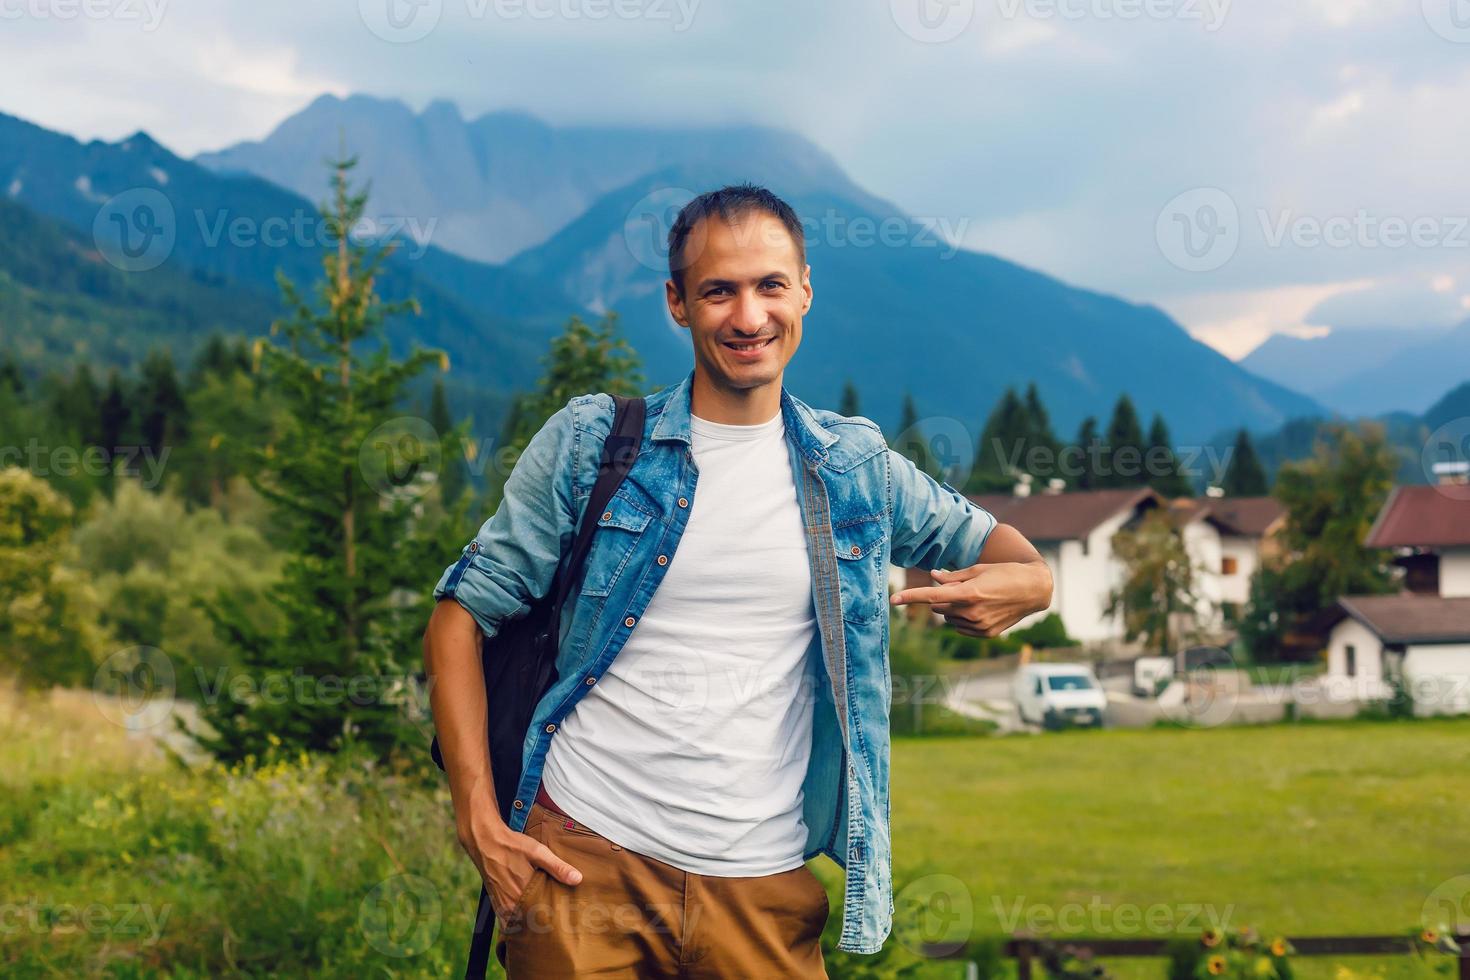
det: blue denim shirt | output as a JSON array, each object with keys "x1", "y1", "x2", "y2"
[{"x1": 433, "y1": 369, "x2": 997, "y2": 953}]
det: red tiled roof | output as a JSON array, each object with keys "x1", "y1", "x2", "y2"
[
  {"x1": 1206, "y1": 496, "x2": 1286, "y2": 537},
  {"x1": 1364, "y1": 485, "x2": 1470, "y2": 548},
  {"x1": 1335, "y1": 594, "x2": 1470, "y2": 644},
  {"x1": 968, "y1": 487, "x2": 1161, "y2": 542}
]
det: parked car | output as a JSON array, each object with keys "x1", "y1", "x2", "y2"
[
  {"x1": 1014, "y1": 663, "x2": 1108, "y2": 729},
  {"x1": 1132, "y1": 656, "x2": 1175, "y2": 698}
]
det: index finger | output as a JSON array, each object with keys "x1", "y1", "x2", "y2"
[{"x1": 891, "y1": 581, "x2": 968, "y2": 606}]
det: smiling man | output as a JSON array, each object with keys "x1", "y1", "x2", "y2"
[{"x1": 423, "y1": 184, "x2": 1053, "y2": 978}]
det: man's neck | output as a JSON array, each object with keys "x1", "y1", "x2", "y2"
[{"x1": 690, "y1": 369, "x2": 783, "y2": 425}]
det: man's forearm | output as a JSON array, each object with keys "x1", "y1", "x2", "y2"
[{"x1": 423, "y1": 599, "x2": 504, "y2": 840}]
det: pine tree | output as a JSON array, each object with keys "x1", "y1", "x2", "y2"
[
  {"x1": 98, "y1": 369, "x2": 131, "y2": 453},
  {"x1": 197, "y1": 157, "x2": 446, "y2": 763},
  {"x1": 965, "y1": 387, "x2": 1030, "y2": 494},
  {"x1": 1022, "y1": 382, "x2": 1062, "y2": 489},
  {"x1": 1073, "y1": 416, "x2": 1099, "y2": 490},
  {"x1": 1221, "y1": 428, "x2": 1268, "y2": 496},
  {"x1": 136, "y1": 349, "x2": 189, "y2": 464},
  {"x1": 892, "y1": 392, "x2": 936, "y2": 477},
  {"x1": 429, "y1": 378, "x2": 467, "y2": 506},
  {"x1": 1099, "y1": 394, "x2": 1147, "y2": 489},
  {"x1": 839, "y1": 380, "x2": 860, "y2": 418},
  {"x1": 1146, "y1": 413, "x2": 1191, "y2": 498}
]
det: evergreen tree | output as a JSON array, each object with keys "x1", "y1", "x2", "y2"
[
  {"x1": 1099, "y1": 394, "x2": 1147, "y2": 489},
  {"x1": 1146, "y1": 413, "x2": 1191, "y2": 498},
  {"x1": 1073, "y1": 416, "x2": 1100, "y2": 490},
  {"x1": 0, "y1": 352, "x2": 23, "y2": 397},
  {"x1": 1022, "y1": 382, "x2": 1063, "y2": 489},
  {"x1": 98, "y1": 369, "x2": 131, "y2": 452},
  {"x1": 137, "y1": 349, "x2": 189, "y2": 463},
  {"x1": 429, "y1": 378, "x2": 467, "y2": 506},
  {"x1": 839, "y1": 379, "x2": 860, "y2": 418},
  {"x1": 965, "y1": 387, "x2": 1030, "y2": 494},
  {"x1": 892, "y1": 392, "x2": 936, "y2": 477},
  {"x1": 197, "y1": 158, "x2": 446, "y2": 763},
  {"x1": 1221, "y1": 428, "x2": 1269, "y2": 496}
]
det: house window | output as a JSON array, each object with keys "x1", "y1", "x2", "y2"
[
  {"x1": 1345, "y1": 644, "x2": 1356, "y2": 678},
  {"x1": 1221, "y1": 556, "x2": 1238, "y2": 575}
]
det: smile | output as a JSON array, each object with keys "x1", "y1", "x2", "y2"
[{"x1": 723, "y1": 337, "x2": 775, "y2": 352}]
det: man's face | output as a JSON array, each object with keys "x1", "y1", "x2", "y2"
[{"x1": 666, "y1": 211, "x2": 812, "y2": 396}]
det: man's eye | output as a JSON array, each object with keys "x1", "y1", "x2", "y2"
[
  {"x1": 705, "y1": 286, "x2": 730, "y2": 297},
  {"x1": 761, "y1": 280, "x2": 785, "y2": 291}
]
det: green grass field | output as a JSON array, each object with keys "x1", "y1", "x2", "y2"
[{"x1": 5, "y1": 686, "x2": 1467, "y2": 978}]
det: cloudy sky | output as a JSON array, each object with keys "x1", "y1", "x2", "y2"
[{"x1": 4, "y1": 0, "x2": 1470, "y2": 358}]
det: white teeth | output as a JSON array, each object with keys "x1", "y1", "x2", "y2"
[{"x1": 727, "y1": 338, "x2": 772, "y2": 351}]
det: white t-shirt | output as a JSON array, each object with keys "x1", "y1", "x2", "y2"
[{"x1": 540, "y1": 408, "x2": 818, "y2": 876}]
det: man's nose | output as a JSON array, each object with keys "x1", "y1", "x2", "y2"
[{"x1": 728, "y1": 289, "x2": 768, "y2": 333}]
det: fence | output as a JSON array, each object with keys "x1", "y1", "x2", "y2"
[{"x1": 921, "y1": 934, "x2": 1470, "y2": 980}]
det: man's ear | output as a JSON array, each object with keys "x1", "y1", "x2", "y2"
[
  {"x1": 665, "y1": 278, "x2": 689, "y2": 328},
  {"x1": 800, "y1": 263, "x2": 813, "y2": 315}
]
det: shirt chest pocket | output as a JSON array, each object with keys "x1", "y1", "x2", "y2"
[
  {"x1": 832, "y1": 516, "x2": 886, "y2": 625},
  {"x1": 578, "y1": 490, "x2": 656, "y2": 598}
]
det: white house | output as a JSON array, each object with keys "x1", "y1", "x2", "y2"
[
  {"x1": 1323, "y1": 481, "x2": 1470, "y2": 715},
  {"x1": 888, "y1": 483, "x2": 1283, "y2": 648}
]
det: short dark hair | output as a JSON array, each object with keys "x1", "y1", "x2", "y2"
[{"x1": 666, "y1": 183, "x2": 805, "y2": 296}]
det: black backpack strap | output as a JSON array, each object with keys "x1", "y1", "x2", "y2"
[{"x1": 463, "y1": 393, "x2": 644, "y2": 980}]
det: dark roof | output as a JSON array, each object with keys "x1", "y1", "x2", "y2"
[
  {"x1": 968, "y1": 487, "x2": 1160, "y2": 542},
  {"x1": 1207, "y1": 496, "x2": 1286, "y2": 537},
  {"x1": 1334, "y1": 594, "x2": 1470, "y2": 644},
  {"x1": 1364, "y1": 485, "x2": 1470, "y2": 548}
]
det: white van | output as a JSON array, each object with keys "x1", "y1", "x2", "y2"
[{"x1": 1013, "y1": 663, "x2": 1108, "y2": 729}]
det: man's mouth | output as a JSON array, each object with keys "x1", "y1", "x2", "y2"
[{"x1": 723, "y1": 337, "x2": 775, "y2": 352}]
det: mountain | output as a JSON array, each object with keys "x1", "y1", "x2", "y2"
[
  {"x1": 508, "y1": 165, "x2": 1325, "y2": 445},
  {"x1": 1424, "y1": 381, "x2": 1470, "y2": 432},
  {"x1": 1239, "y1": 326, "x2": 1449, "y2": 409},
  {"x1": 197, "y1": 94, "x2": 885, "y2": 264},
  {"x1": 0, "y1": 109, "x2": 585, "y2": 428},
  {"x1": 1312, "y1": 319, "x2": 1470, "y2": 417},
  {"x1": 0, "y1": 194, "x2": 276, "y2": 374}
]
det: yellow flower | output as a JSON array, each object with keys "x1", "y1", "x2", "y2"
[
  {"x1": 1270, "y1": 938, "x2": 1289, "y2": 957},
  {"x1": 1254, "y1": 956, "x2": 1274, "y2": 977},
  {"x1": 266, "y1": 732, "x2": 281, "y2": 747},
  {"x1": 1207, "y1": 954, "x2": 1228, "y2": 975},
  {"x1": 1202, "y1": 928, "x2": 1224, "y2": 948},
  {"x1": 1420, "y1": 929, "x2": 1438, "y2": 944}
]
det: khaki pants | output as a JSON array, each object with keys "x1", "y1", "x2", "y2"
[{"x1": 497, "y1": 801, "x2": 830, "y2": 978}]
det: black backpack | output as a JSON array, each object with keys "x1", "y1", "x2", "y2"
[{"x1": 430, "y1": 394, "x2": 646, "y2": 978}]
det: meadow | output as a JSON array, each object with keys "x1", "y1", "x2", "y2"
[{"x1": 4, "y1": 684, "x2": 1467, "y2": 979}]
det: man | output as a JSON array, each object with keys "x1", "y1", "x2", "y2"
[{"x1": 423, "y1": 184, "x2": 1053, "y2": 977}]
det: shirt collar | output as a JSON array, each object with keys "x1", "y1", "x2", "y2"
[{"x1": 649, "y1": 369, "x2": 838, "y2": 465}]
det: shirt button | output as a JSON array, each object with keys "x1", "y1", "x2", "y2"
[
  {"x1": 601, "y1": 510, "x2": 612, "y2": 521},
  {"x1": 850, "y1": 545, "x2": 861, "y2": 556},
  {"x1": 513, "y1": 799, "x2": 524, "y2": 810},
  {"x1": 624, "y1": 616, "x2": 636, "y2": 627},
  {"x1": 677, "y1": 497, "x2": 689, "y2": 508},
  {"x1": 657, "y1": 554, "x2": 668, "y2": 566},
  {"x1": 584, "y1": 676, "x2": 596, "y2": 686},
  {"x1": 544, "y1": 723, "x2": 556, "y2": 733}
]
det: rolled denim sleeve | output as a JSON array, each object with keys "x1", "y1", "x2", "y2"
[
  {"x1": 432, "y1": 400, "x2": 582, "y2": 639},
  {"x1": 887, "y1": 449, "x2": 997, "y2": 571}
]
